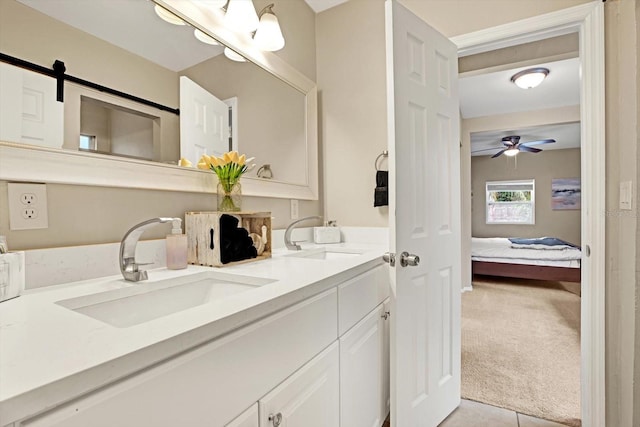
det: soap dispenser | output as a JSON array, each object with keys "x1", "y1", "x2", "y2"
[{"x1": 166, "y1": 218, "x2": 187, "y2": 270}]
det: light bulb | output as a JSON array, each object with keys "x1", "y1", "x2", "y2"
[
  {"x1": 224, "y1": 0, "x2": 259, "y2": 33},
  {"x1": 194, "y1": 28, "x2": 219, "y2": 45},
  {"x1": 254, "y1": 11, "x2": 285, "y2": 51},
  {"x1": 504, "y1": 148, "x2": 519, "y2": 157},
  {"x1": 224, "y1": 47, "x2": 247, "y2": 62},
  {"x1": 154, "y1": 4, "x2": 185, "y2": 25}
]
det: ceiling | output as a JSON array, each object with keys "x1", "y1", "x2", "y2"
[
  {"x1": 18, "y1": 0, "x2": 225, "y2": 72},
  {"x1": 461, "y1": 57, "x2": 581, "y2": 157},
  {"x1": 304, "y1": 0, "x2": 349, "y2": 13}
]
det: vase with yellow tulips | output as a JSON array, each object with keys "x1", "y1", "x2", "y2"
[{"x1": 198, "y1": 151, "x2": 255, "y2": 212}]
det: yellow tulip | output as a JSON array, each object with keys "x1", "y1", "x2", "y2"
[
  {"x1": 210, "y1": 156, "x2": 221, "y2": 167},
  {"x1": 238, "y1": 154, "x2": 246, "y2": 165},
  {"x1": 197, "y1": 161, "x2": 209, "y2": 170},
  {"x1": 230, "y1": 151, "x2": 239, "y2": 163},
  {"x1": 179, "y1": 157, "x2": 192, "y2": 167},
  {"x1": 223, "y1": 152, "x2": 233, "y2": 164}
]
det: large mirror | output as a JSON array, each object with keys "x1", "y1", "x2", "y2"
[{"x1": 0, "y1": 0, "x2": 317, "y2": 199}]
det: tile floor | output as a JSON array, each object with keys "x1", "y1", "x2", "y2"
[{"x1": 382, "y1": 399, "x2": 571, "y2": 427}]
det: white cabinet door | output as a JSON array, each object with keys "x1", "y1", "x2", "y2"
[
  {"x1": 340, "y1": 304, "x2": 385, "y2": 427},
  {"x1": 226, "y1": 404, "x2": 258, "y2": 427},
  {"x1": 259, "y1": 342, "x2": 339, "y2": 427}
]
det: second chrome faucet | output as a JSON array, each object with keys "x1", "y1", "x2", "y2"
[{"x1": 284, "y1": 216, "x2": 322, "y2": 251}]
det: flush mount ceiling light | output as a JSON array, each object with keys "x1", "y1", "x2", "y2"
[
  {"x1": 253, "y1": 4, "x2": 285, "y2": 52},
  {"x1": 224, "y1": 0, "x2": 260, "y2": 33},
  {"x1": 154, "y1": 4, "x2": 185, "y2": 25},
  {"x1": 510, "y1": 67, "x2": 550, "y2": 89},
  {"x1": 194, "y1": 28, "x2": 219, "y2": 45}
]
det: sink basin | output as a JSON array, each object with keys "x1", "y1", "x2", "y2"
[
  {"x1": 56, "y1": 272, "x2": 275, "y2": 328},
  {"x1": 285, "y1": 248, "x2": 363, "y2": 260}
]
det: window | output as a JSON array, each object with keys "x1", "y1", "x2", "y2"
[
  {"x1": 486, "y1": 180, "x2": 535, "y2": 224},
  {"x1": 79, "y1": 134, "x2": 97, "y2": 151}
]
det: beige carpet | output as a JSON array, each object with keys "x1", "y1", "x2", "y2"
[{"x1": 462, "y1": 277, "x2": 581, "y2": 427}]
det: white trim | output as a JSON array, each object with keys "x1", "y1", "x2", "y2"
[{"x1": 453, "y1": 3, "x2": 605, "y2": 426}]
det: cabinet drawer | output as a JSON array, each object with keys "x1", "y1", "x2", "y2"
[
  {"x1": 226, "y1": 404, "x2": 258, "y2": 427},
  {"x1": 338, "y1": 265, "x2": 389, "y2": 336},
  {"x1": 259, "y1": 342, "x2": 339, "y2": 427},
  {"x1": 20, "y1": 289, "x2": 337, "y2": 427}
]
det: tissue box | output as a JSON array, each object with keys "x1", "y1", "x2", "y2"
[
  {"x1": 185, "y1": 211, "x2": 272, "y2": 267},
  {"x1": 313, "y1": 227, "x2": 341, "y2": 244},
  {"x1": 0, "y1": 252, "x2": 25, "y2": 303}
]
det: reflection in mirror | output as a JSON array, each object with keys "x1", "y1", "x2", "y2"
[
  {"x1": 0, "y1": 0, "x2": 309, "y2": 186},
  {"x1": 80, "y1": 97, "x2": 158, "y2": 161}
]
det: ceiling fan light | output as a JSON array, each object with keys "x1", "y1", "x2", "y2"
[
  {"x1": 194, "y1": 28, "x2": 219, "y2": 45},
  {"x1": 504, "y1": 148, "x2": 519, "y2": 157},
  {"x1": 154, "y1": 4, "x2": 185, "y2": 25},
  {"x1": 224, "y1": 46, "x2": 247, "y2": 62},
  {"x1": 224, "y1": 0, "x2": 260, "y2": 33},
  {"x1": 511, "y1": 67, "x2": 549, "y2": 89},
  {"x1": 254, "y1": 7, "x2": 285, "y2": 51}
]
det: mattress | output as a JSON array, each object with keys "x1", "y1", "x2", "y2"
[{"x1": 471, "y1": 237, "x2": 581, "y2": 268}]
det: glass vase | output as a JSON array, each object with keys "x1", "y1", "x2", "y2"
[{"x1": 217, "y1": 181, "x2": 242, "y2": 212}]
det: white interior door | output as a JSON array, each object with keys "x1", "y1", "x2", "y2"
[
  {"x1": 0, "y1": 62, "x2": 63, "y2": 148},
  {"x1": 385, "y1": 0, "x2": 461, "y2": 426},
  {"x1": 179, "y1": 76, "x2": 229, "y2": 164}
]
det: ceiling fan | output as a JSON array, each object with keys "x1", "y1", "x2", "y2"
[{"x1": 474, "y1": 135, "x2": 556, "y2": 158}]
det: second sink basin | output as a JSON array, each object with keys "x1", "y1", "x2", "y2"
[
  {"x1": 56, "y1": 272, "x2": 275, "y2": 328},
  {"x1": 285, "y1": 248, "x2": 363, "y2": 260}
]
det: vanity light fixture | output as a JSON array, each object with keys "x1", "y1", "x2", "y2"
[
  {"x1": 510, "y1": 67, "x2": 550, "y2": 89},
  {"x1": 224, "y1": 46, "x2": 247, "y2": 62},
  {"x1": 253, "y1": 4, "x2": 285, "y2": 52},
  {"x1": 154, "y1": 4, "x2": 186, "y2": 25},
  {"x1": 224, "y1": 0, "x2": 260, "y2": 33},
  {"x1": 194, "y1": 28, "x2": 219, "y2": 45}
]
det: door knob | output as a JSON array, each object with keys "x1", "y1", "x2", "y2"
[
  {"x1": 269, "y1": 413, "x2": 283, "y2": 427},
  {"x1": 382, "y1": 252, "x2": 396, "y2": 266},
  {"x1": 400, "y1": 251, "x2": 420, "y2": 267}
]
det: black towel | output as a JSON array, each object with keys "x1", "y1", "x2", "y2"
[
  {"x1": 374, "y1": 170, "x2": 388, "y2": 207},
  {"x1": 219, "y1": 214, "x2": 258, "y2": 264}
]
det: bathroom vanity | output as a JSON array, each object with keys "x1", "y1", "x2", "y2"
[{"x1": 0, "y1": 243, "x2": 389, "y2": 427}]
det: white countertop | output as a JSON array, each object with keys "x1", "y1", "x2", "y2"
[{"x1": 0, "y1": 242, "x2": 385, "y2": 425}]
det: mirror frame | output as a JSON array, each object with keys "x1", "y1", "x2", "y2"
[{"x1": 0, "y1": 0, "x2": 318, "y2": 200}]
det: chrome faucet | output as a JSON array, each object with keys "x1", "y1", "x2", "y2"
[
  {"x1": 119, "y1": 217, "x2": 179, "y2": 282},
  {"x1": 284, "y1": 215, "x2": 322, "y2": 251}
]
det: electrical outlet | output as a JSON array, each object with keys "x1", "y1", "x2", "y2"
[
  {"x1": 8, "y1": 183, "x2": 49, "y2": 230},
  {"x1": 22, "y1": 208, "x2": 37, "y2": 219},
  {"x1": 21, "y1": 193, "x2": 36, "y2": 205},
  {"x1": 290, "y1": 199, "x2": 299, "y2": 219}
]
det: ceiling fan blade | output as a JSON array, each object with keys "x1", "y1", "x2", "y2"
[
  {"x1": 491, "y1": 149, "x2": 507, "y2": 158},
  {"x1": 519, "y1": 145, "x2": 542, "y2": 153},
  {"x1": 521, "y1": 138, "x2": 556, "y2": 146}
]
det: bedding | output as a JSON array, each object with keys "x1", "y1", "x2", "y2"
[{"x1": 471, "y1": 237, "x2": 582, "y2": 282}]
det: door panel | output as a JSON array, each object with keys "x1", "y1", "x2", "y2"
[
  {"x1": 179, "y1": 76, "x2": 229, "y2": 165},
  {"x1": 385, "y1": 0, "x2": 461, "y2": 425}
]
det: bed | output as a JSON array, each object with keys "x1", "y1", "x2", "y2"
[{"x1": 471, "y1": 237, "x2": 582, "y2": 282}]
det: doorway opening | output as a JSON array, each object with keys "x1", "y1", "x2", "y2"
[{"x1": 452, "y1": 3, "x2": 605, "y2": 425}]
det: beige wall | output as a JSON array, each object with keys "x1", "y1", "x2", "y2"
[
  {"x1": 0, "y1": 0, "x2": 320, "y2": 250},
  {"x1": 471, "y1": 148, "x2": 581, "y2": 244},
  {"x1": 317, "y1": 0, "x2": 638, "y2": 425}
]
